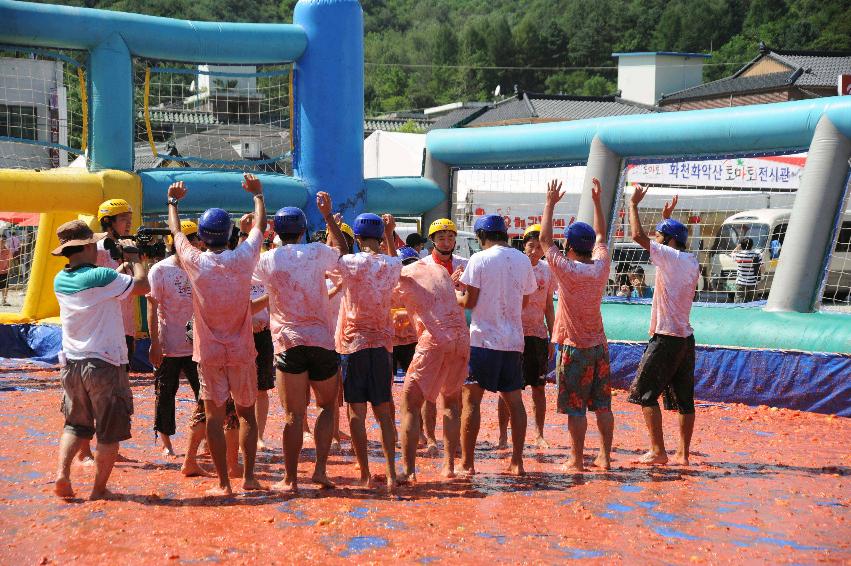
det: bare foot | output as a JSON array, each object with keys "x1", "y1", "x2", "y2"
[
  {"x1": 77, "y1": 454, "x2": 95, "y2": 467},
  {"x1": 386, "y1": 476, "x2": 398, "y2": 494},
  {"x1": 396, "y1": 472, "x2": 416, "y2": 485},
  {"x1": 228, "y1": 463, "x2": 244, "y2": 479},
  {"x1": 634, "y1": 451, "x2": 668, "y2": 465},
  {"x1": 561, "y1": 459, "x2": 585, "y2": 472},
  {"x1": 441, "y1": 465, "x2": 456, "y2": 479},
  {"x1": 54, "y1": 477, "x2": 74, "y2": 499},
  {"x1": 311, "y1": 472, "x2": 336, "y2": 489},
  {"x1": 534, "y1": 436, "x2": 550, "y2": 449},
  {"x1": 496, "y1": 436, "x2": 509, "y2": 450},
  {"x1": 271, "y1": 478, "x2": 298, "y2": 493},
  {"x1": 257, "y1": 438, "x2": 267, "y2": 451},
  {"x1": 355, "y1": 474, "x2": 374, "y2": 489},
  {"x1": 89, "y1": 487, "x2": 116, "y2": 501},
  {"x1": 418, "y1": 434, "x2": 427, "y2": 448},
  {"x1": 670, "y1": 453, "x2": 690, "y2": 466},
  {"x1": 592, "y1": 454, "x2": 611, "y2": 470},
  {"x1": 242, "y1": 478, "x2": 264, "y2": 491},
  {"x1": 506, "y1": 461, "x2": 525, "y2": 476},
  {"x1": 160, "y1": 436, "x2": 175, "y2": 457},
  {"x1": 204, "y1": 485, "x2": 233, "y2": 497},
  {"x1": 181, "y1": 461, "x2": 213, "y2": 477},
  {"x1": 425, "y1": 441, "x2": 439, "y2": 457},
  {"x1": 460, "y1": 465, "x2": 476, "y2": 477}
]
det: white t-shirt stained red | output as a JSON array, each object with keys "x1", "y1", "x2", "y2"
[
  {"x1": 547, "y1": 244, "x2": 610, "y2": 349},
  {"x1": 521, "y1": 260, "x2": 557, "y2": 340},
  {"x1": 254, "y1": 242, "x2": 340, "y2": 354},
  {"x1": 460, "y1": 245, "x2": 537, "y2": 352},
  {"x1": 649, "y1": 241, "x2": 700, "y2": 338},
  {"x1": 146, "y1": 255, "x2": 194, "y2": 357},
  {"x1": 175, "y1": 228, "x2": 262, "y2": 366},
  {"x1": 335, "y1": 252, "x2": 403, "y2": 354}
]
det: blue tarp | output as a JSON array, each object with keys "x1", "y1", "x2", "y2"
[
  {"x1": 0, "y1": 324, "x2": 152, "y2": 371},
  {"x1": 609, "y1": 342, "x2": 851, "y2": 417},
  {"x1": 0, "y1": 323, "x2": 62, "y2": 364}
]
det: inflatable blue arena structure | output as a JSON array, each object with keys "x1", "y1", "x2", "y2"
[{"x1": 0, "y1": 0, "x2": 849, "y2": 415}]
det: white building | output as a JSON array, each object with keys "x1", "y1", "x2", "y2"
[{"x1": 0, "y1": 57, "x2": 69, "y2": 168}]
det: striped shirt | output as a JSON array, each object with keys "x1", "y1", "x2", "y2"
[{"x1": 733, "y1": 250, "x2": 761, "y2": 286}]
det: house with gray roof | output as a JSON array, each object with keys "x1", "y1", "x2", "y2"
[{"x1": 659, "y1": 43, "x2": 851, "y2": 110}]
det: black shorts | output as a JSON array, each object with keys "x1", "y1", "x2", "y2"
[
  {"x1": 0, "y1": 272, "x2": 7, "y2": 289},
  {"x1": 393, "y1": 342, "x2": 416, "y2": 374},
  {"x1": 628, "y1": 334, "x2": 696, "y2": 414},
  {"x1": 254, "y1": 329, "x2": 275, "y2": 391},
  {"x1": 523, "y1": 336, "x2": 549, "y2": 388},
  {"x1": 341, "y1": 347, "x2": 392, "y2": 405},
  {"x1": 275, "y1": 345, "x2": 339, "y2": 382},
  {"x1": 467, "y1": 347, "x2": 524, "y2": 393}
]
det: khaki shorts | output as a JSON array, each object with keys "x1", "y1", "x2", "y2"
[
  {"x1": 60, "y1": 358, "x2": 133, "y2": 444},
  {"x1": 198, "y1": 363, "x2": 257, "y2": 408},
  {"x1": 404, "y1": 339, "x2": 470, "y2": 403}
]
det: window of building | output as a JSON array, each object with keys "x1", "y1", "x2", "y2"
[{"x1": 0, "y1": 105, "x2": 38, "y2": 140}]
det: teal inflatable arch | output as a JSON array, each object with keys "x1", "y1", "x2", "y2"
[
  {"x1": 1, "y1": 0, "x2": 444, "y2": 225},
  {"x1": 426, "y1": 97, "x2": 851, "y2": 416}
]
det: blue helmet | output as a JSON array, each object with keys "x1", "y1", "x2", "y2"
[
  {"x1": 273, "y1": 207, "x2": 307, "y2": 236},
  {"x1": 353, "y1": 213, "x2": 384, "y2": 239},
  {"x1": 197, "y1": 208, "x2": 233, "y2": 247},
  {"x1": 564, "y1": 221, "x2": 596, "y2": 253},
  {"x1": 656, "y1": 219, "x2": 689, "y2": 246},
  {"x1": 473, "y1": 214, "x2": 507, "y2": 233},
  {"x1": 397, "y1": 246, "x2": 419, "y2": 263}
]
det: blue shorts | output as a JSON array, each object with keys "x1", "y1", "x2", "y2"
[
  {"x1": 341, "y1": 347, "x2": 393, "y2": 405},
  {"x1": 467, "y1": 347, "x2": 524, "y2": 393}
]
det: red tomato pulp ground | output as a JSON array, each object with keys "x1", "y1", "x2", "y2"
[{"x1": 0, "y1": 366, "x2": 847, "y2": 564}]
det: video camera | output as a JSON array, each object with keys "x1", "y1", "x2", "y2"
[{"x1": 104, "y1": 227, "x2": 171, "y2": 261}]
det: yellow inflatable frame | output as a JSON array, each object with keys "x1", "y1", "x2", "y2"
[{"x1": 0, "y1": 168, "x2": 141, "y2": 324}]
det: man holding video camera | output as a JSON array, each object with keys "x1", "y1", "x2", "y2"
[{"x1": 70, "y1": 199, "x2": 142, "y2": 465}]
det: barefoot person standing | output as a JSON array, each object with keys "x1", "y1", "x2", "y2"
[
  {"x1": 52, "y1": 220, "x2": 149, "y2": 499},
  {"x1": 458, "y1": 214, "x2": 537, "y2": 476},
  {"x1": 337, "y1": 213, "x2": 403, "y2": 492},
  {"x1": 627, "y1": 186, "x2": 699, "y2": 466},
  {"x1": 395, "y1": 251, "x2": 470, "y2": 483},
  {"x1": 167, "y1": 174, "x2": 266, "y2": 495},
  {"x1": 254, "y1": 193, "x2": 347, "y2": 493},
  {"x1": 540, "y1": 179, "x2": 614, "y2": 471}
]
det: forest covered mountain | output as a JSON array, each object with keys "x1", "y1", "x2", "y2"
[{"x1": 35, "y1": 0, "x2": 851, "y2": 113}]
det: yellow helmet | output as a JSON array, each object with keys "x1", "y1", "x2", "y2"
[
  {"x1": 179, "y1": 220, "x2": 198, "y2": 236},
  {"x1": 428, "y1": 218, "x2": 457, "y2": 238},
  {"x1": 166, "y1": 220, "x2": 198, "y2": 246},
  {"x1": 339, "y1": 222, "x2": 354, "y2": 240},
  {"x1": 97, "y1": 199, "x2": 132, "y2": 222},
  {"x1": 523, "y1": 224, "x2": 542, "y2": 238}
]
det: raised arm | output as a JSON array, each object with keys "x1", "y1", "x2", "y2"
[
  {"x1": 540, "y1": 179, "x2": 564, "y2": 252},
  {"x1": 318, "y1": 193, "x2": 347, "y2": 256},
  {"x1": 591, "y1": 177, "x2": 607, "y2": 244},
  {"x1": 242, "y1": 173, "x2": 267, "y2": 233},
  {"x1": 167, "y1": 181, "x2": 187, "y2": 237},
  {"x1": 629, "y1": 184, "x2": 651, "y2": 251},
  {"x1": 383, "y1": 214, "x2": 397, "y2": 257}
]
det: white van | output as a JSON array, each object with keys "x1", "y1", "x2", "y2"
[{"x1": 708, "y1": 208, "x2": 851, "y2": 301}]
